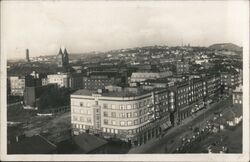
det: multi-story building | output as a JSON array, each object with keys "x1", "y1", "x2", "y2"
[
  {"x1": 9, "y1": 76, "x2": 25, "y2": 96},
  {"x1": 204, "y1": 74, "x2": 221, "y2": 100},
  {"x1": 176, "y1": 61, "x2": 189, "y2": 75},
  {"x1": 130, "y1": 71, "x2": 172, "y2": 83},
  {"x1": 69, "y1": 73, "x2": 84, "y2": 90},
  {"x1": 9, "y1": 73, "x2": 42, "y2": 96},
  {"x1": 171, "y1": 81, "x2": 190, "y2": 122},
  {"x1": 47, "y1": 73, "x2": 70, "y2": 88},
  {"x1": 70, "y1": 86, "x2": 176, "y2": 146},
  {"x1": 23, "y1": 84, "x2": 57, "y2": 108},
  {"x1": 232, "y1": 85, "x2": 242, "y2": 105},
  {"x1": 221, "y1": 71, "x2": 240, "y2": 94},
  {"x1": 83, "y1": 72, "x2": 122, "y2": 90}
]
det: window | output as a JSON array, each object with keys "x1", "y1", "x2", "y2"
[
  {"x1": 111, "y1": 112, "x2": 116, "y2": 118},
  {"x1": 134, "y1": 119, "x2": 138, "y2": 125},
  {"x1": 111, "y1": 105, "x2": 116, "y2": 109},
  {"x1": 87, "y1": 110, "x2": 91, "y2": 115},
  {"x1": 139, "y1": 110, "x2": 143, "y2": 116},
  {"x1": 140, "y1": 117, "x2": 143, "y2": 123},
  {"x1": 127, "y1": 105, "x2": 132, "y2": 109},
  {"x1": 87, "y1": 118, "x2": 91, "y2": 123},
  {"x1": 80, "y1": 102, "x2": 83, "y2": 107},
  {"x1": 104, "y1": 119, "x2": 108, "y2": 125},
  {"x1": 120, "y1": 105, "x2": 125, "y2": 110},
  {"x1": 128, "y1": 121, "x2": 132, "y2": 126},
  {"x1": 134, "y1": 112, "x2": 138, "y2": 117},
  {"x1": 103, "y1": 103, "x2": 108, "y2": 109},
  {"x1": 119, "y1": 113, "x2": 125, "y2": 118},
  {"x1": 103, "y1": 111, "x2": 108, "y2": 117},
  {"x1": 112, "y1": 120, "x2": 116, "y2": 125},
  {"x1": 115, "y1": 129, "x2": 118, "y2": 134},
  {"x1": 120, "y1": 121, "x2": 125, "y2": 126},
  {"x1": 127, "y1": 112, "x2": 132, "y2": 118}
]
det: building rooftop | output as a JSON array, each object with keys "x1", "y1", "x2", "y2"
[
  {"x1": 8, "y1": 135, "x2": 56, "y2": 154},
  {"x1": 73, "y1": 133, "x2": 107, "y2": 153},
  {"x1": 72, "y1": 87, "x2": 153, "y2": 98}
]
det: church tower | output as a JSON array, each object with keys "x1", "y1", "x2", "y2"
[
  {"x1": 63, "y1": 48, "x2": 69, "y2": 67},
  {"x1": 57, "y1": 48, "x2": 64, "y2": 67}
]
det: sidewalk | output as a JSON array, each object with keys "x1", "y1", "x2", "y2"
[{"x1": 128, "y1": 98, "x2": 230, "y2": 153}]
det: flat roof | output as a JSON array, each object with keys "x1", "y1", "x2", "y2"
[{"x1": 72, "y1": 88, "x2": 154, "y2": 98}]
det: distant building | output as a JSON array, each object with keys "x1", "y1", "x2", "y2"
[
  {"x1": 83, "y1": 72, "x2": 122, "y2": 90},
  {"x1": 56, "y1": 48, "x2": 69, "y2": 68},
  {"x1": 9, "y1": 72, "x2": 42, "y2": 96},
  {"x1": 72, "y1": 65, "x2": 83, "y2": 73},
  {"x1": 69, "y1": 73, "x2": 84, "y2": 90},
  {"x1": 70, "y1": 86, "x2": 175, "y2": 146},
  {"x1": 176, "y1": 61, "x2": 189, "y2": 75},
  {"x1": 220, "y1": 71, "x2": 240, "y2": 94},
  {"x1": 23, "y1": 84, "x2": 56, "y2": 108},
  {"x1": 47, "y1": 73, "x2": 70, "y2": 88},
  {"x1": 26, "y1": 49, "x2": 30, "y2": 62},
  {"x1": 204, "y1": 74, "x2": 221, "y2": 100},
  {"x1": 85, "y1": 64, "x2": 118, "y2": 76},
  {"x1": 232, "y1": 85, "x2": 242, "y2": 104},
  {"x1": 9, "y1": 76, "x2": 26, "y2": 96},
  {"x1": 130, "y1": 71, "x2": 173, "y2": 83}
]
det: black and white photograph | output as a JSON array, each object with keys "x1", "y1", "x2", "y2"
[{"x1": 0, "y1": 0, "x2": 249, "y2": 161}]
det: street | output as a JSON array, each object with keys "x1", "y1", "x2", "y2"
[{"x1": 129, "y1": 96, "x2": 241, "y2": 153}]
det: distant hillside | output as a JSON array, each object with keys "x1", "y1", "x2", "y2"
[{"x1": 209, "y1": 43, "x2": 242, "y2": 52}]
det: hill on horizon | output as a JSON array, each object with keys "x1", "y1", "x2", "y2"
[{"x1": 209, "y1": 43, "x2": 242, "y2": 52}]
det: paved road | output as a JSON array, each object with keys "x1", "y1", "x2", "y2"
[
  {"x1": 188, "y1": 122, "x2": 242, "y2": 153},
  {"x1": 129, "y1": 97, "x2": 232, "y2": 153}
]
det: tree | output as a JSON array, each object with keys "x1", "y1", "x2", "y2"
[{"x1": 37, "y1": 87, "x2": 70, "y2": 110}]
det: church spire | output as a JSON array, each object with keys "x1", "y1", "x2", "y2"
[
  {"x1": 58, "y1": 48, "x2": 63, "y2": 55},
  {"x1": 63, "y1": 48, "x2": 68, "y2": 55}
]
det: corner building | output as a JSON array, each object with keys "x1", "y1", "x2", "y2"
[{"x1": 71, "y1": 87, "x2": 176, "y2": 146}]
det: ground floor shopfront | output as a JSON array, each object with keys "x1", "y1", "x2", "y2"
[{"x1": 72, "y1": 112, "x2": 176, "y2": 146}]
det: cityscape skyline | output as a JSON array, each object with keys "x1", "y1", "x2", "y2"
[{"x1": 2, "y1": 1, "x2": 247, "y2": 59}]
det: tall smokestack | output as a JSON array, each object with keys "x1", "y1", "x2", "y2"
[{"x1": 26, "y1": 49, "x2": 30, "y2": 62}]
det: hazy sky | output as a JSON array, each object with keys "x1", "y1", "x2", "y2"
[{"x1": 1, "y1": 1, "x2": 248, "y2": 59}]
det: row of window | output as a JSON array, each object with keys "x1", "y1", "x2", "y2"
[
  {"x1": 103, "y1": 99, "x2": 152, "y2": 110},
  {"x1": 103, "y1": 116, "x2": 149, "y2": 126},
  {"x1": 103, "y1": 109, "x2": 149, "y2": 118},
  {"x1": 72, "y1": 109, "x2": 92, "y2": 115},
  {"x1": 73, "y1": 124, "x2": 143, "y2": 135},
  {"x1": 72, "y1": 116, "x2": 92, "y2": 123}
]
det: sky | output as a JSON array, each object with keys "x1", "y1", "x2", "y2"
[{"x1": 1, "y1": 1, "x2": 248, "y2": 59}]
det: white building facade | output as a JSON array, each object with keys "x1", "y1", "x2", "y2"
[
  {"x1": 71, "y1": 87, "x2": 175, "y2": 145},
  {"x1": 47, "y1": 73, "x2": 70, "y2": 88}
]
